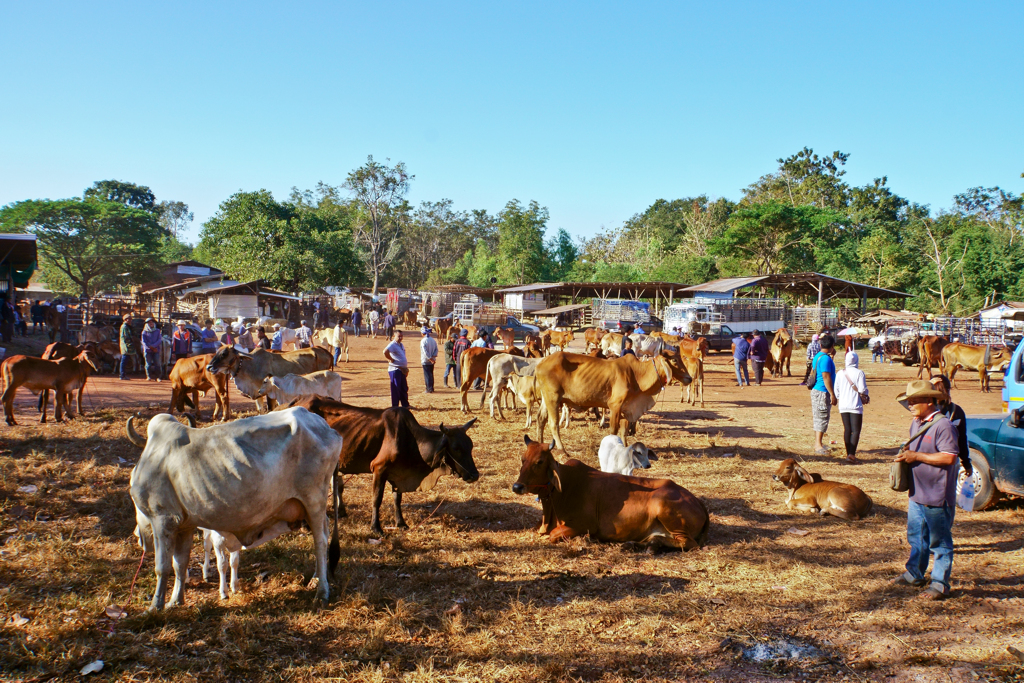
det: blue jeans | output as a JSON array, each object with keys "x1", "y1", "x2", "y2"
[
  {"x1": 353, "y1": 323, "x2": 360, "y2": 337},
  {"x1": 334, "y1": 346, "x2": 341, "y2": 365},
  {"x1": 904, "y1": 501, "x2": 954, "y2": 594},
  {"x1": 144, "y1": 350, "x2": 160, "y2": 380},
  {"x1": 734, "y1": 359, "x2": 749, "y2": 386},
  {"x1": 389, "y1": 369, "x2": 410, "y2": 408},
  {"x1": 444, "y1": 363, "x2": 459, "y2": 387},
  {"x1": 119, "y1": 354, "x2": 133, "y2": 379}
]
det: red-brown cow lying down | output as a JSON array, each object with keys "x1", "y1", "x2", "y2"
[
  {"x1": 772, "y1": 458, "x2": 873, "y2": 521},
  {"x1": 512, "y1": 436, "x2": 709, "y2": 551}
]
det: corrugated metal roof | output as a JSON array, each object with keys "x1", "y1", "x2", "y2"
[
  {"x1": 681, "y1": 276, "x2": 767, "y2": 293},
  {"x1": 531, "y1": 303, "x2": 590, "y2": 315}
]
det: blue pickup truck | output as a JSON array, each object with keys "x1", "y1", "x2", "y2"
[{"x1": 962, "y1": 340, "x2": 1024, "y2": 509}]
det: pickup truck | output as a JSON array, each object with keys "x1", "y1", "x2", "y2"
[
  {"x1": 964, "y1": 339, "x2": 1024, "y2": 509},
  {"x1": 428, "y1": 314, "x2": 540, "y2": 342}
]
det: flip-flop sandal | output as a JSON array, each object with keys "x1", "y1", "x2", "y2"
[
  {"x1": 846, "y1": 455, "x2": 859, "y2": 463},
  {"x1": 814, "y1": 447, "x2": 829, "y2": 455}
]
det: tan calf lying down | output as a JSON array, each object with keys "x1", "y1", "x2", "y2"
[{"x1": 772, "y1": 458, "x2": 873, "y2": 521}]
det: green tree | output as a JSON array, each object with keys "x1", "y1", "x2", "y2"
[
  {"x1": 543, "y1": 228, "x2": 579, "y2": 281},
  {"x1": 194, "y1": 189, "x2": 360, "y2": 291},
  {"x1": 496, "y1": 200, "x2": 548, "y2": 285},
  {"x1": 157, "y1": 199, "x2": 194, "y2": 239},
  {"x1": 713, "y1": 201, "x2": 847, "y2": 275},
  {"x1": 84, "y1": 180, "x2": 157, "y2": 212},
  {"x1": 0, "y1": 196, "x2": 164, "y2": 297},
  {"x1": 344, "y1": 156, "x2": 413, "y2": 294},
  {"x1": 743, "y1": 147, "x2": 851, "y2": 210}
]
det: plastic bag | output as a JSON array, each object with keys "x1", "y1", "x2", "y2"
[{"x1": 957, "y1": 474, "x2": 975, "y2": 511}]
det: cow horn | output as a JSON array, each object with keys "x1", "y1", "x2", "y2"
[
  {"x1": 461, "y1": 417, "x2": 477, "y2": 431},
  {"x1": 125, "y1": 416, "x2": 146, "y2": 448},
  {"x1": 179, "y1": 412, "x2": 197, "y2": 428},
  {"x1": 523, "y1": 434, "x2": 532, "y2": 444}
]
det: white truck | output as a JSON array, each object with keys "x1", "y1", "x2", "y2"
[{"x1": 665, "y1": 298, "x2": 786, "y2": 335}]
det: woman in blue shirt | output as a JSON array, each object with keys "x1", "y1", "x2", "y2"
[{"x1": 809, "y1": 334, "x2": 839, "y2": 454}]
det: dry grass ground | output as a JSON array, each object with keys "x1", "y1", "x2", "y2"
[{"x1": 1, "y1": 332, "x2": 1022, "y2": 682}]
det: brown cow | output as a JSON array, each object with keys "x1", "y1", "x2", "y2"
[
  {"x1": 677, "y1": 336, "x2": 709, "y2": 359},
  {"x1": 512, "y1": 436, "x2": 709, "y2": 550},
  {"x1": 79, "y1": 324, "x2": 117, "y2": 344},
  {"x1": 289, "y1": 396, "x2": 479, "y2": 535},
  {"x1": 650, "y1": 331, "x2": 682, "y2": 344},
  {"x1": 335, "y1": 308, "x2": 352, "y2": 327},
  {"x1": 917, "y1": 336, "x2": 950, "y2": 379},
  {"x1": 680, "y1": 355, "x2": 704, "y2": 407},
  {"x1": 772, "y1": 458, "x2": 873, "y2": 521},
  {"x1": 542, "y1": 329, "x2": 575, "y2": 353},
  {"x1": 36, "y1": 341, "x2": 119, "y2": 411},
  {"x1": 524, "y1": 339, "x2": 544, "y2": 358},
  {"x1": 583, "y1": 327, "x2": 607, "y2": 351},
  {"x1": 402, "y1": 309, "x2": 418, "y2": 329},
  {"x1": 534, "y1": 349, "x2": 692, "y2": 450},
  {"x1": 168, "y1": 354, "x2": 231, "y2": 421},
  {"x1": 495, "y1": 326, "x2": 515, "y2": 350},
  {"x1": 43, "y1": 306, "x2": 64, "y2": 342},
  {"x1": 459, "y1": 347, "x2": 503, "y2": 412},
  {"x1": 767, "y1": 328, "x2": 794, "y2": 378},
  {"x1": 434, "y1": 317, "x2": 454, "y2": 340},
  {"x1": 2, "y1": 350, "x2": 100, "y2": 425},
  {"x1": 940, "y1": 342, "x2": 1014, "y2": 392}
]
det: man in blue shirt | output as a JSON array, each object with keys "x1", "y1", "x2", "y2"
[
  {"x1": 749, "y1": 330, "x2": 770, "y2": 386},
  {"x1": 809, "y1": 334, "x2": 838, "y2": 454},
  {"x1": 732, "y1": 333, "x2": 751, "y2": 387},
  {"x1": 271, "y1": 323, "x2": 284, "y2": 351}
]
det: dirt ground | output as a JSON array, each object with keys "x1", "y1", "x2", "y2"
[{"x1": 1, "y1": 329, "x2": 1022, "y2": 682}]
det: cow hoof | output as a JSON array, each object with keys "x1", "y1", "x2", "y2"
[{"x1": 396, "y1": 521, "x2": 409, "y2": 529}]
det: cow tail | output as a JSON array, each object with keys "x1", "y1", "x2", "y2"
[{"x1": 328, "y1": 465, "x2": 341, "y2": 575}]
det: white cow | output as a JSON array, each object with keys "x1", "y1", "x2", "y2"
[
  {"x1": 257, "y1": 370, "x2": 343, "y2": 405},
  {"x1": 126, "y1": 408, "x2": 343, "y2": 610},
  {"x1": 598, "y1": 435, "x2": 657, "y2": 475},
  {"x1": 313, "y1": 327, "x2": 349, "y2": 363},
  {"x1": 481, "y1": 353, "x2": 542, "y2": 419},
  {"x1": 629, "y1": 334, "x2": 666, "y2": 359}
]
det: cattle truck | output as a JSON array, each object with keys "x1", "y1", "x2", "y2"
[
  {"x1": 665, "y1": 298, "x2": 787, "y2": 335},
  {"x1": 452, "y1": 301, "x2": 540, "y2": 341},
  {"x1": 592, "y1": 299, "x2": 652, "y2": 332}
]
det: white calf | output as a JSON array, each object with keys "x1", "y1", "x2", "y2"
[
  {"x1": 598, "y1": 435, "x2": 657, "y2": 475},
  {"x1": 257, "y1": 370, "x2": 343, "y2": 405},
  {"x1": 202, "y1": 529, "x2": 241, "y2": 599}
]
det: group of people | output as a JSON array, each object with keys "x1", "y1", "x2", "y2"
[
  {"x1": 0, "y1": 296, "x2": 61, "y2": 342},
  {"x1": 731, "y1": 329, "x2": 771, "y2": 386},
  {"x1": 379, "y1": 326, "x2": 496, "y2": 408}
]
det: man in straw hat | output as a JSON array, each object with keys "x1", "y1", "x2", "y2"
[
  {"x1": 891, "y1": 379, "x2": 960, "y2": 601},
  {"x1": 118, "y1": 313, "x2": 136, "y2": 381}
]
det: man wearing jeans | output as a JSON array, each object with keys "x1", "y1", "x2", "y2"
[
  {"x1": 732, "y1": 333, "x2": 751, "y2": 387},
  {"x1": 383, "y1": 329, "x2": 410, "y2": 408},
  {"x1": 749, "y1": 330, "x2": 769, "y2": 385},
  {"x1": 419, "y1": 327, "x2": 438, "y2": 393},
  {"x1": 892, "y1": 379, "x2": 960, "y2": 601}
]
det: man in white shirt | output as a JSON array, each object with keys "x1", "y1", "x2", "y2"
[
  {"x1": 296, "y1": 320, "x2": 312, "y2": 349},
  {"x1": 383, "y1": 329, "x2": 410, "y2": 408},
  {"x1": 470, "y1": 331, "x2": 487, "y2": 389},
  {"x1": 419, "y1": 327, "x2": 438, "y2": 394}
]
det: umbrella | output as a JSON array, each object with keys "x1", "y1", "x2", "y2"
[{"x1": 835, "y1": 327, "x2": 867, "y2": 336}]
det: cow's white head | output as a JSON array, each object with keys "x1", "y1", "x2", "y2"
[
  {"x1": 629, "y1": 442, "x2": 657, "y2": 470},
  {"x1": 256, "y1": 374, "x2": 277, "y2": 398}
]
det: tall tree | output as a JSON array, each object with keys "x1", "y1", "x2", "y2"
[
  {"x1": 0, "y1": 196, "x2": 164, "y2": 296},
  {"x1": 496, "y1": 200, "x2": 548, "y2": 285},
  {"x1": 743, "y1": 147, "x2": 851, "y2": 210},
  {"x1": 84, "y1": 180, "x2": 157, "y2": 212},
  {"x1": 953, "y1": 186, "x2": 1023, "y2": 247},
  {"x1": 344, "y1": 156, "x2": 413, "y2": 294},
  {"x1": 195, "y1": 189, "x2": 360, "y2": 291},
  {"x1": 157, "y1": 200, "x2": 194, "y2": 239},
  {"x1": 543, "y1": 228, "x2": 579, "y2": 281}
]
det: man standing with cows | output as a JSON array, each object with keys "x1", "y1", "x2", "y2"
[
  {"x1": 892, "y1": 380, "x2": 960, "y2": 601},
  {"x1": 295, "y1": 320, "x2": 312, "y2": 349},
  {"x1": 141, "y1": 318, "x2": 163, "y2": 382},
  {"x1": 351, "y1": 307, "x2": 362, "y2": 337},
  {"x1": 749, "y1": 330, "x2": 770, "y2": 386},
  {"x1": 800, "y1": 334, "x2": 821, "y2": 386},
  {"x1": 443, "y1": 330, "x2": 458, "y2": 388},
  {"x1": 420, "y1": 326, "x2": 438, "y2": 394},
  {"x1": 119, "y1": 314, "x2": 136, "y2": 381},
  {"x1": 732, "y1": 332, "x2": 751, "y2": 387},
  {"x1": 200, "y1": 320, "x2": 218, "y2": 355},
  {"x1": 171, "y1": 321, "x2": 192, "y2": 362},
  {"x1": 271, "y1": 323, "x2": 284, "y2": 350},
  {"x1": 383, "y1": 329, "x2": 411, "y2": 408},
  {"x1": 453, "y1": 328, "x2": 471, "y2": 386}
]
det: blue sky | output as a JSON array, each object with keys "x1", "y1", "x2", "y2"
[{"x1": 2, "y1": 2, "x2": 1021, "y2": 245}]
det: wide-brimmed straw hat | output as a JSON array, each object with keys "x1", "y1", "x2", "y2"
[{"x1": 895, "y1": 379, "x2": 945, "y2": 408}]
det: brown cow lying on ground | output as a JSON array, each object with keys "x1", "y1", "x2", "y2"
[
  {"x1": 290, "y1": 396, "x2": 480, "y2": 536},
  {"x1": 168, "y1": 354, "x2": 230, "y2": 421},
  {"x1": 940, "y1": 342, "x2": 1013, "y2": 391},
  {"x1": 2, "y1": 350, "x2": 100, "y2": 425},
  {"x1": 512, "y1": 436, "x2": 709, "y2": 550},
  {"x1": 772, "y1": 458, "x2": 872, "y2": 520}
]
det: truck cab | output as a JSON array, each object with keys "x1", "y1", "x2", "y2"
[{"x1": 962, "y1": 340, "x2": 1024, "y2": 509}]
